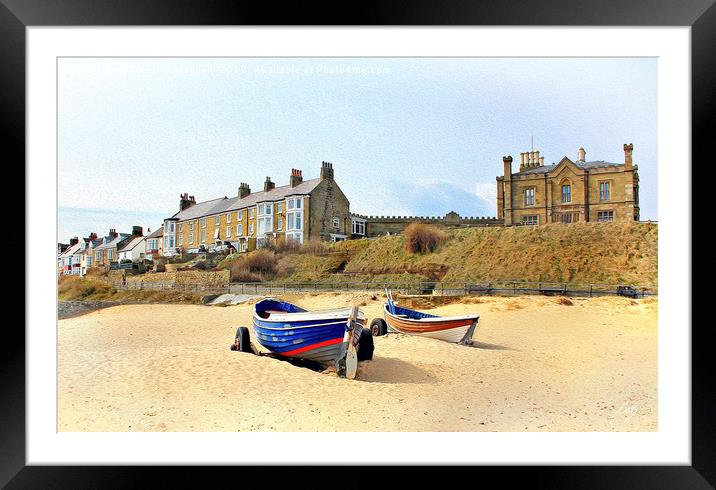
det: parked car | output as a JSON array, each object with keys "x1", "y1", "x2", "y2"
[
  {"x1": 616, "y1": 285, "x2": 639, "y2": 298},
  {"x1": 214, "y1": 241, "x2": 234, "y2": 253},
  {"x1": 186, "y1": 248, "x2": 201, "y2": 254}
]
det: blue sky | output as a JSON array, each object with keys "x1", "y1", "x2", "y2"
[{"x1": 58, "y1": 57, "x2": 657, "y2": 241}]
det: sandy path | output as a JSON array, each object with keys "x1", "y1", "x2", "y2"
[{"x1": 58, "y1": 293, "x2": 657, "y2": 432}]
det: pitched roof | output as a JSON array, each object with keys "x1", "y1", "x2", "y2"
[
  {"x1": 518, "y1": 159, "x2": 624, "y2": 175},
  {"x1": 228, "y1": 178, "x2": 321, "y2": 212},
  {"x1": 170, "y1": 196, "x2": 228, "y2": 221},
  {"x1": 59, "y1": 242, "x2": 83, "y2": 258},
  {"x1": 118, "y1": 236, "x2": 145, "y2": 252},
  {"x1": 169, "y1": 178, "x2": 322, "y2": 221},
  {"x1": 146, "y1": 227, "x2": 164, "y2": 239},
  {"x1": 95, "y1": 233, "x2": 131, "y2": 250}
]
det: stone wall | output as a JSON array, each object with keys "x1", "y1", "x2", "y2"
[
  {"x1": 352, "y1": 211, "x2": 502, "y2": 237},
  {"x1": 124, "y1": 270, "x2": 230, "y2": 286},
  {"x1": 308, "y1": 178, "x2": 351, "y2": 240}
]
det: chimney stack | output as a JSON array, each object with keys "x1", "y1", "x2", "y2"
[
  {"x1": 88, "y1": 232, "x2": 97, "y2": 240},
  {"x1": 179, "y1": 193, "x2": 196, "y2": 211},
  {"x1": 290, "y1": 168, "x2": 303, "y2": 187},
  {"x1": 534, "y1": 151, "x2": 540, "y2": 168},
  {"x1": 109, "y1": 228, "x2": 118, "y2": 238},
  {"x1": 503, "y1": 155, "x2": 513, "y2": 181},
  {"x1": 320, "y1": 161, "x2": 334, "y2": 180},
  {"x1": 69, "y1": 237, "x2": 79, "y2": 246},
  {"x1": 539, "y1": 156, "x2": 544, "y2": 167},
  {"x1": 624, "y1": 143, "x2": 633, "y2": 169},
  {"x1": 238, "y1": 183, "x2": 251, "y2": 199},
  {"x1": 264, "y1": 176, "x2": 275, "y2": 192},
  {"x1": 519, "y1": 153, "x2": 526, "y2": 171},
  {"x1": 577, "y1": 147, "x2": 586, "y2": 163},
  {"x1": 132, "y1": 226, "x2": 143, "y2": 236}
]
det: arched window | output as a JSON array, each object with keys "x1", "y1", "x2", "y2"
[{"x1": 561, "y1": 181, "x2": 572, "y2": 203}]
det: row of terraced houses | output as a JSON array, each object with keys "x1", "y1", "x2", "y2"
[{"x1": 59, "y1": 144, "x2": 641, "y2": 276}]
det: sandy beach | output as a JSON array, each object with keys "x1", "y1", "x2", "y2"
[{"x1": 58, "y1": 293, "x2": 657, "y2": 432}]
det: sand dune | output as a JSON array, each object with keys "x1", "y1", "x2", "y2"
[{"x1": 58, "y1": 293, "x2": 657, "y2": 432}]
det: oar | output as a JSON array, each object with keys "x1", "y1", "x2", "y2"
[
  {"x1": 336, "y1": 305, "x2": 359, "y2": 380},
  {"x1": 386, "y1": 288, "x2": 396, "y2": 315}
]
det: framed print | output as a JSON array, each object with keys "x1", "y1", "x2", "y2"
[{"x1": 6, "y1": 0, "x2": 710, "y2": 487}]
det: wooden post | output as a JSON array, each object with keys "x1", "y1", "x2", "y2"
[{"x1": 589, "y1": 284, "x2": 593, "y2": 297}]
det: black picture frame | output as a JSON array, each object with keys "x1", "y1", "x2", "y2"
[{"x1": 5, "y1": 0, "x2": 707, "y2": 487}]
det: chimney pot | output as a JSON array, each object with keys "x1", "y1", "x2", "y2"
[
  {"x1": 290, "y1": 167, "x2": 304, "y2": 187},
  {"x1": 623, "y1": 143, "x2": 633, "y2": 168},
  {"x1": 577, "y1": 147, "x2": 586, "y2": 163},
  {"x1": 239, "y1": 182, "x2": 251, "y2": 198},
  {"x1": 264, "y1": 176, "x2": 275, "y2": 192},
  {"x1": 320, "y1": 161, "x2": 335, "y2": 180},
  {"x1": 180, "y1": 192, "x2": 196, "y2": 211}
]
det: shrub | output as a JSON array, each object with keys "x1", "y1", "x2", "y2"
[
  {"x1": 299, "y1": 239, "x2": 329, "y2": 255},
  {"x1": 58, "y1": 276, "x2": 115, "y2": 300},
  {"x1": 229, "y1": 266, "x2": 263, "y2": 283},
  {"x1": 229, "y1": 249, "x2": 278, "y2": 282},
  {"x1": 245, "y1": 250, "x2": 278, "y2": 275},
  {"x1": 263, "y1": 237, "x2": 300, "y2": 254},
  {"x1": 275, "y1": 255, "x2": 297, "y2": 278},
  {"x1": 403, "y1": 223, "x2": 446, "y2": 254},
  {"x1": 193, "y1": 260, "x2": 208, "y2": 270}
]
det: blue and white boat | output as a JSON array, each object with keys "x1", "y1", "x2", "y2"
[{"x1": 252, "y1": 298, "x2": 366, "y2": 365}]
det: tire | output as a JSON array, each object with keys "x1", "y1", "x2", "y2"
[
  {"x1": 370, "y1": 318, "x2": 387, "y2": 337},
  {"x1": 232, "y1": 326, "x2": 252, "y2": 353},
  {"x1": 356, "y1": 328, "x2": 374, "y2": 361}
]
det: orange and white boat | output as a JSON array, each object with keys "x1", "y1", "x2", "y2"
[{"x1": 373, "y1": 289, "x2": 479, "y2": 345}]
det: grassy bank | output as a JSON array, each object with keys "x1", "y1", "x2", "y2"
[
  {"x1": 214, "y1": 222, "x2": 657, "y2": 285},
  {"x1": 343, "y1": 222, "x2": 657, "y2": 285},
  {"x1": 73, "y1": 222, "x2": 656, "y2": 291},
  {"x1": 58, "y1": 276, "x2": 204, "y2": 304}
]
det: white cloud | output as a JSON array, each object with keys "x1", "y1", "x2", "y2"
[{"x1": 475, "y1": 182, "x2": 497, "y2": 213}]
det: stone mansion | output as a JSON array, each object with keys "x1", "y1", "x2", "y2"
[{"x1": 496, "y1": 144, "x2": 640, "y2": 225}]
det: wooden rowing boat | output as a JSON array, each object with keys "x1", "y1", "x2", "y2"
[
  {"x1": 382, "y1": 289, "x2": 479, "y2": 344},
  {"x1": 252, "y1": 298, "x2": 366, "y2": 375}
]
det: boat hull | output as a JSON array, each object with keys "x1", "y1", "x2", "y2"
[
  {"x1": 252, "y1": 299, "x2": 365, "y2": 363},
  {"x1": 383, "y1": 304, "x2": 479, "y2": 344}
]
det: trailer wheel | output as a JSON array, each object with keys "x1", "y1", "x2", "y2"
[
  {"x1": 356, "y1": 328, "x2": 374, "y2": 361},
  {"x1": 370, "y1": 318, "x2": 387, "y2": 337},
  {"x1": 231, "y1": 326, "x2": 252, "y2": 353}
]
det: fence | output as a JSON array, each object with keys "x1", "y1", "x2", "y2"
[
  {"x1": 98, "y1": 278, "x2": 657, "y2": 298},
  {"x1": 226, "y1": 281, "x2": 656, "y2": 297}
]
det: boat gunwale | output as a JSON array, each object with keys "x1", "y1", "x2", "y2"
[{"x1": 382, "y1": 303, "x2": 479, "y2": 323}]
